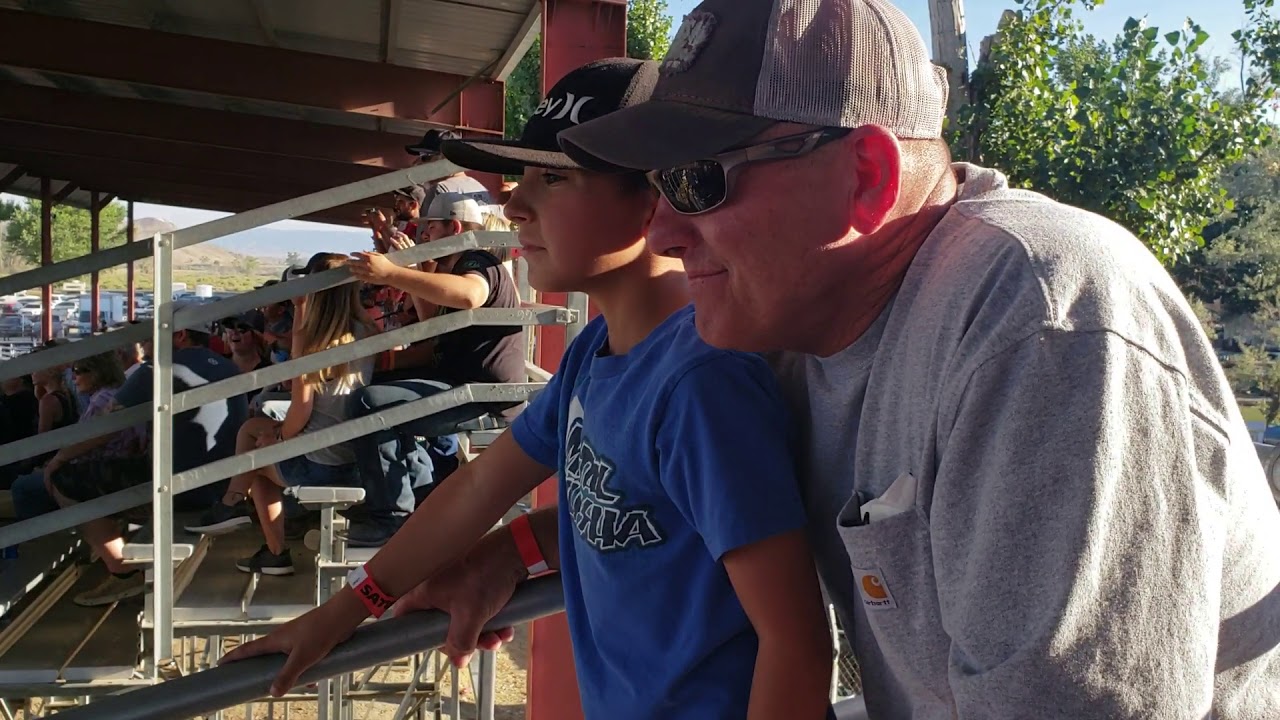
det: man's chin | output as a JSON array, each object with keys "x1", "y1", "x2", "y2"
[{"x1": 691, "y1": 307, "x2": 773, "y2": 353}]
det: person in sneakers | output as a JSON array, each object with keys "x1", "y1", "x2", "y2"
[
  {"x1": 338, "y1": 193, "x2": 526, "y2": 548},
  {"x1": 188, "y1": 253, "x2": 375, "y2": 577},
  {"x1": 223, "y1": 58, "x2": 835, "y2": 720},
  {"x1": 43, "y1": 316, "x2": 241, "y2": 607}
]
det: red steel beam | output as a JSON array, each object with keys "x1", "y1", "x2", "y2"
[
  {"x1": 126, "y1": 201, "x2": 135, "y2": 323},
  {"x1": 527, "y1": 4, "x2": 626, "y2": 720},
  {"x1": 0, "y1": 121, "x2": 387, "y2": 193},
  {"x1": 40, "y1": 177, "x2": 52, "y2": 343},
  {"x1": 91, "y1": 190, "x2": 101, "y2": 333},
  {"x1": 0, "y1": 82, "x2": 415, "y2": 170},
  {"x1": 0, "y1": 8, "x2": 503, "y2": 133}
]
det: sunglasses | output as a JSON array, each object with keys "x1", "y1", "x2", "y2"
[
  {"x1": 224, "y1": 323, "x2": 255, "y2": 334},
  {"x1": 71, "y1": 366, "x2": 90, "y2": 375},
  {"x1": 647, "y1": 127, "x2": 852, "y2": 216}
]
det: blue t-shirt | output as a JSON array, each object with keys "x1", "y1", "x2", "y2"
[{"x1": 511, "y1": 306, "x2": 807, "y2": 720}]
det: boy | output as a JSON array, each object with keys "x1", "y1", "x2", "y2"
[{"x1": 223, "y1": 58, "x2": 833, "y2": 720}]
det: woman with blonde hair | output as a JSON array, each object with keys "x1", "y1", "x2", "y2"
[{"x1": 186, "y1": 252, "x2": 376, "y2": 576}]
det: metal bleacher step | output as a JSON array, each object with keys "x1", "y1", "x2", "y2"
[
  {"x1": 0, "y1": 564, "x2": 142, "y2": 687},
  {"x1": 0, "y1": 531, "x2": 82, "y2": 618},
  {"x1": 156, "y1": 529, "x2": 318, "y2": 634}
]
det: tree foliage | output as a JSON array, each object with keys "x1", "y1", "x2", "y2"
[
  {"x1": 504, "y1": 0, "x2": 673, "y2": 139},
  {"x1": 3, "y1": 200, "x2": 127, "y2": 266},
  {"x1": 956, "y1": 0, "x2": 1280, "y2": 264},
  {"x1": 0, "y1": 199, "x2": 17, "y2": 223}
]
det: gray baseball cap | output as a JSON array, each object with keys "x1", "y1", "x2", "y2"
[{"x1": 559, "y1": 0, "x2": 949, "y2": 171}]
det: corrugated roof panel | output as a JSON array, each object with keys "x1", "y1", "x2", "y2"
[
  {"x1": 3, "y1": 0, "x2": 153, "y2": 29},
  {"x1": 268, "y1": 0, "x2": 382, "y2": 46},
  {"x1": 396, "y1": 0, "x2": 524, "y2": 73}
]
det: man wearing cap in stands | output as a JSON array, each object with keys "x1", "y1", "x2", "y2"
[
  {"x1": 50, "y1": 300, "x2": 245, "y2": 606},
  {"x1": 404, "y1": 128, "x2": 493, "y2": 211},
  {"x1": 391, "y1": 1, "x2": 1280, "y2": 717}
]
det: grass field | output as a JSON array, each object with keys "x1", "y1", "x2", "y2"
[
  {"x1": 95, "y1": 269, "x2": 278, "y2": 294},
  {"x1": 1241, "y1": 404, "x2": 1266, "y2": 423}
]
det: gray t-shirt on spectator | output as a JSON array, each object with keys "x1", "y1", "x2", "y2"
[
  {"x1": 302, "y1": 354, "x2": 374, "y2": 466},
  {"x1": 770, "y1": 164, "x2": 1280, "y2": 719}
]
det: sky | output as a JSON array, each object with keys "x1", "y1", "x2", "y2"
[{"x1": 3, "y1": 0, "x2": 1257, "y2": 239}]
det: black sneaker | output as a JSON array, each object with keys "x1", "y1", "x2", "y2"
[
  {"x1": 340, "y1": 518, "x2": 404, "y2": 548},
  {"x1": 185, "y1": 502, "x2": 252, "y2": 535},
  {"x1": 235, "y1": 545, "x2": 294, "y2": 576}
]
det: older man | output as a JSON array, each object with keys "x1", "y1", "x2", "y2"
[{"x1": 383, "y1": 1, "x2": 1280, "y2": 718}]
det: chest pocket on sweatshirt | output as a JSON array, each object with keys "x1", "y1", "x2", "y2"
[{"x1": 835, "y1": 476, "x2": 952, "y2": 702}]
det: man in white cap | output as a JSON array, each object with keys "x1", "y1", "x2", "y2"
[{"x1": 551, "y1": 1, "x2": 1280, "y2": 718}]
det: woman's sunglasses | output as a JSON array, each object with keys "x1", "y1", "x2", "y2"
[
  {"x1": 71, "y1": 366, "x2": 90, "y2": 375},
  {"x1": 646, "y1": 127, "x2": 851, "y2": 216}
]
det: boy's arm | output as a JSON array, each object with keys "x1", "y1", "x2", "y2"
[
  {"x1": 724, "y1": 531, "x2": 833, "y2": 720},
  {"x1": 351, "y1": 253, "x2": 489, "y2": 310}
]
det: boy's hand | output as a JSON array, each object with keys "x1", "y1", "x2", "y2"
[
  {"x1": 390, "y1": 532, "x2": 527, "y2": 667},
  {"x1": 349, "y1": 252, "x2": 400, "y2": 284},
  {"x1": 388, "y1": 232, "x2": 415, "y2": 252},
  {"x1": 220, "y1": 589, "x2": 368, "y2": 697}
]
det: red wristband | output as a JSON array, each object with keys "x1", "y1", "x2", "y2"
[
  {"x1": 510, "y1": 514, "x2": 549, "y2": 576},
  {"x1": 347, "y1": 565, "x2": 396, "y2": 618}
]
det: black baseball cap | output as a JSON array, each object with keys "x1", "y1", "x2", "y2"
[
  {"x1": 222, "y1": 310, "x2": 265, "y2": 333},
  {"x1": 405, "y1": 129, "x2": 462, "y2": 157},
  {"x1": 441, "y1": 58, "x2": 660, "y2": 175},
  {"x1": 392, "y1": 185, "x2": 427, "y2": 205}
]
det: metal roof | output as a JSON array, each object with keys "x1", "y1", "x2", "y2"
[{"x1": 0, "y1": 0, "x2": 540, "y2": 80}]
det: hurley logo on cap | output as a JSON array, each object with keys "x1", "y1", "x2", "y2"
[
  {"x1": 534, "y1": 93, "x2": 596, "y2": 125},
  {"x1": 662, "y1": 11, "x2": 717, "y2": 74}
]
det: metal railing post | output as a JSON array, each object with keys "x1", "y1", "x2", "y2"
[
  {"x1": 151, "y1": 231, "x2": 176, "y2": 674},
  {"x1": 565, "y1": 292, "x2": 589, "y2": 346}
]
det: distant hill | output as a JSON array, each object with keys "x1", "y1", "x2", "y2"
[
  {"x1": 206, "y1": 226, "x2": 369, "y2": 259},
  {"x1": 131, "y1": 217, "x2": 282, "y2": 270}
]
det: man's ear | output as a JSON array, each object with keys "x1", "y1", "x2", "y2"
[
  {"x1": 451, "y1": 220, "x2": 465, "y2": 237},
  {"x1": 846, "y1": 126, "x2": 902, "y2": 234}
]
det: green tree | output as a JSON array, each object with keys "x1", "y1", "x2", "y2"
[
  {"x1": 238, "y1": 256, "x2": 261, "y2": 275},
  {"x1": 284, "y1": 251, "x2": 303, "y2": 268},
  {"x1": 957, "y1": 0, "x2": 1280, "y2": 264},
  {"x1": 0, "y1": 198, "x2": 17, "y2": 222},
  {"x1": 504, "y1": 0, "x2": 674, "y2": 139},
  {"x1": 3, "y1": 200, "x2": 127, "y2": 265}
]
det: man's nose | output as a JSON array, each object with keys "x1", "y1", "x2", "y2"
[{"x1": 647, "y1": 201, "x2": 692, "y2": 259}]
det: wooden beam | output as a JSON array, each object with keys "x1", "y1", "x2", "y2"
[
  {"x1": 49, "y1": 181, "x2": 79, "y2": 207},
  {"x1": 249, "y1": 0, "x2": 279, "y2": 47},
  {"x1": 0, "y1": 166, "x2": 25, "y2": 194},
  {"x1": 95, "y1": 193, "x2": 117, "y2": 212},
  {"x1": 929, "y1": 0, "x2": 970, "y2": 125},
  {"x1": 494, "y1": 4, "x2": 541, "y2": 82}
]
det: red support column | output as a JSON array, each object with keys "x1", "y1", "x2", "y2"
[
  {"x1": 527, "y1": 3, "x2": 626, "y2": 720},
  {"x1": 126, "y1": 201, "x2": 136, "y2": 322},
  {"x1": 91, "y1": 191, "x2": 101, "y2": 333},
  {"x1": 40, "y1": 178, "x2": 52, "y2": 343}
]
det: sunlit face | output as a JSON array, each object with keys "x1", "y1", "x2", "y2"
[
  {"x1": 645, "y1": 126, "x2": 866, "y2": 351},
  {"x1": 423, "y1": 219, "x2": 460, "y2": 243},
  {"x1": 224, "y1": 324, "x2": 258, "y2": 353},
  {"x1": 502, "y1": 168, "x2": 655, "y2": 293}
]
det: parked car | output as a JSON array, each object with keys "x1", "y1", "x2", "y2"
[{"x1": 0, "y1": 314, "x2": 30, "y2": 339}]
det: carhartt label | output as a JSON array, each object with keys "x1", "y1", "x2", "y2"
[{"x1": 854, "y1": 567, "x2": 897, "y2": 610}]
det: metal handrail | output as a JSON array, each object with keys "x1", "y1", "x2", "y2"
[
  {"x1": 45, "y1": 575, "x2": 566, "y2": 720},
  {"x1": 0, "y1": 158, "x2": 469, "y2": 299},
  {"x1": 0, "y1": 303, "x2": 572, "y2": 466},
  {"x1": 0, "y1": 382, "x2": 543, "y2": 548},
  {"x1": 0, "y1": 229, "x2": 521, "y2": 383}
]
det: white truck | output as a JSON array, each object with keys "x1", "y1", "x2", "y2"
[{"x1": 74, "y1": 292, "x2": 128, "y2": 332}]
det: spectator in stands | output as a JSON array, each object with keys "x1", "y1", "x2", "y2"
[
  {"x1": 339, "y1": 193, "x2": 526, "y2": 547},
  {"x1": 0, "y1": 368, "x2": 46, "y2": 491},
  {"x1": 222, "y1": 310, "x2": 270, "y2": 375},
  {"x1": 225, "y1": 59, "x2": 833, "y2": 720},
  {"x1": 186, "y1": 253, "x2": 375, "y2": 578},
  {"x1": 110, "y1": 323, "x2": 145, "y2": 378},
  {"x1": 46, "y1": 305, "x2": 245, "y2": 606},
  {"x1": 404, "y1": 129, "x2": 493, "y2": 210}
]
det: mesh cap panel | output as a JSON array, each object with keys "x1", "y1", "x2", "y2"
[{"x1": 754, "y1": 0, "x2": 948, "y2": 138}]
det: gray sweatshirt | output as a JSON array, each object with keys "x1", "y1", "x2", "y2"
[{"x1": 771, "y1": 164, "x2": 1280, "y2": 719}]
